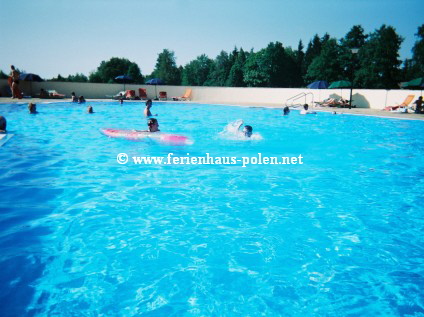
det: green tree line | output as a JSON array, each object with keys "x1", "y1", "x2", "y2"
[{"x1": 5, "y1": 24, "x2": 422, "y2": 90}]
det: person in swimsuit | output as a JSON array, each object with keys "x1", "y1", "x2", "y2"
[
  {"x1": 144, "y1": 99, "x2": 157, "y2": 117},
  {"x1": 10, "y1": 65, "x2": 20, "y2": 99},
  {"x1": 71, "y1": 92, "x2": 78, "y2": 102}
]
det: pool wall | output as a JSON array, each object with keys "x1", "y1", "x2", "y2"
[{"x1": 0, "y1": 79, "x2": 421, "y2": 110}]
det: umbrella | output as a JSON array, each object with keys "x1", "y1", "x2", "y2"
[
  {"x1": 401, "y1": 77, "x2": 424, "y2": 89},
  {"x1": 19, "y1": 73, "x2": 44, "y2": 96},
  {"x1": 146, "y1": 78, "x2": 165, "y2": 99},
  {"x1": 146, "y1": 78, "x2": 164, "y2": 85},
  {"x1": 328, "y1": 80, "x2": 352, "y2": 89},
  {"x1": 307, "y1": 80, "x2": 329, "y2": 89},
  {"x1": 19, "y1": 73, "x2": 44, "y2": 82},
  {"x1": 329, "y1": 80, "x2": 352, "y2": 99},
  {"x1": 115, "y1": 75, "x2": 133, "y2": 91}
]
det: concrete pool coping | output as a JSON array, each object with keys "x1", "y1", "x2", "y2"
[{"x1": 1, "y1": 97, "x2": 424, "y2": 121}]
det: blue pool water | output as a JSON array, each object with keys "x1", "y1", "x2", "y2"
[{"x1": 1, "y1": 101, "x2": 423, "y2": 316}]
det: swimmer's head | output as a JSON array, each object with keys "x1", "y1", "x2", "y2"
[
  {"x1": 28, "y1": 103, "x2": 37, "y2": 113},
  {"x1": 0, "y1": 116, "x2": 6, "y2": 132},
  {"x1": 146, "y1": 99, "x2": 152, "y2": 107},
  {"x1": 87, "y1": 106, "x2": 94, "y2": 113},
  {"x1": 303, "y1": 104, "x2": 309, "y2": 110},
  {"x1": 148, "y1": 118, "x2": 159, "y2": 132},
  {"x1": 283, "y1": 106, "x2": 290, "y2": 115},
  {"x1": 243, "y1": 125, "x2": 253, "y2": 137}
]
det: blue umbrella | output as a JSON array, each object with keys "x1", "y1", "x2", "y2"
[
  {"x1": 146, "y1": 78, "x2": 165, "y2": 99},
  {"x1": 115, "y1": 75, "x2": 133, "y2": 91},
  {"x1": 307, "y1": 80, "x2": 329, "y2": 89},
  {"x1": 19, "y1": 73, "x2": 44, "y2": 82},
  {"x1": 146, "y1": 78, "x2": 164, "y2": 85},
  {"x1": 19, "y1": 73, "x2": 44, "y2": 96}
]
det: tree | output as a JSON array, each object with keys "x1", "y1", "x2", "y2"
[
  {"x1": 227, "y1": 48, "x2": 247, "y2": 87},
  {"x1": 340, "y1": 25, "x2": 368, "y2": 49},
  {"x1": 306, "y1": 38, "x2": 344, "y2": 83},
  {"x1": 49, "y1": 74, "x2": 66, "y2": 82},
  {"x1": 67, "y1": 73, "x2": 88, "y2": 82},
  {"x1": 204, "y1": 50, "x2": 232, "y2": 86},
  {"x1": 182, "y1": 54, "x2": 213, "y2": 86},
  {"x1": 89, "y1": 57, "x2": 144, "y2": 84},
  {"x1": 303, "y1": 34, "x2": 323, "y2": 76},
  {"x1": 339, "y1": 25, "x2": 368, "y2": 86},
  {"x1": 410, "y1": 24, "x2": 424, "y2": 76},
  {"x1": 151, "y1": 49, "x2": 181, "y2": 85},
  {"x1": 355, "y1": 25, "x2": 403, "y2": 89},
  {"x1": 243, "y1": 49, "x2": 271, "y2": 87},
  {"x1": 0, "y1": 70, "x2": 9, "y2": 79}
]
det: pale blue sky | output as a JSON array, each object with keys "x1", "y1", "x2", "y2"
[{"x1": 0, "y1": 0, "x2": 422, "y2": 78}]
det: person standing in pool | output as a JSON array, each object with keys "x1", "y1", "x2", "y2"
[
  {"x1": 28, "y1": 103, "x2": 38, "y2": 114},
  {"x1": 144, "y1": 99, "x2": 157, "y2": 117},
  {"x1": 0, "y1": 116, "x2": 6, "y2": 133}
]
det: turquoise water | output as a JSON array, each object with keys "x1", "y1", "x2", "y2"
[{"x1": 1, "y1": 101, "x2": 423, "y2": 316}]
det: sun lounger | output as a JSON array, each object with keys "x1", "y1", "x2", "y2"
[
  {"x1": 108, "y1": 91, "x2": 126, "y2": 100},
  {"x1": 47, "y1": 90, "x2": 65, "y2": 99},
  {"x1": 159, "y1": 91, "x2": 167, "y2": 101},
  {"x1": 172, "y1": 88, "x2": 192, "y2": 101},
  {"x1": 125, "y1": 90, "x2": 136, "y2": 100},
  {"x1": 384, "y1": 95, "x2": 415, "y2": 111},
  {"x1": 139, "y1": 88, "x2": 147, "y2": 100}
]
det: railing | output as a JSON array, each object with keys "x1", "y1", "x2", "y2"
[{"x1": 285, "y1": 92, "x2": 314, "y2": 107}]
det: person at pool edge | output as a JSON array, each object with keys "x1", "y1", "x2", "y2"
[
  {"x1": 144, "y1": 99, "x2": 157, "y2": 117},
  {"x1": 71, "y1": 92, "x2": 78, "y2": 102},
  {"x1": 0, "y1": 116, "x2": 6, "y2": 133},
  {"x1": 300, "y1": 104, "x2": 316, "y2": 115}
]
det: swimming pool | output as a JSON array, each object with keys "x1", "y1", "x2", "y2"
[{"x1": 1, "y1": 101, "x2": 423, "y2": 316}]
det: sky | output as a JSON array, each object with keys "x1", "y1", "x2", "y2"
[{"x1": 0, "y1": 0, "x2": 423, "y2": 79}]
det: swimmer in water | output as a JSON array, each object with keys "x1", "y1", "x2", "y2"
[
  {"x1": 143, "y1": 118, "x2": 160, "y2": 132},
  {"x1": 144, "y1": 99, "x2": 157, "y2": 117},
  {"x1": 87, "y1": 106, "x2": 94, "y2": 113},
  {"x1": 243, "y1": 125, "x2": 253, "y2": 137},
  {"x1": 28, "y1": 103, "x2": 37, "y2": 114},
  {"x1": 283, "y1": 106, "x2": 290, "y2": 115},
  {"x1": 300, "y1": 104, "x2": 316, "y2": 115},
  {"x1": 0, "y1": 116, "x2": 6, "y2": 133}
]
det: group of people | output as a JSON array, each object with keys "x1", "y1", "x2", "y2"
[
  {"x1": 71, "y1": 92, "x2": 85, "y2": 103},
  {"x1": 142, "y1": 100, "x2": 253, "y2": 137}
]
